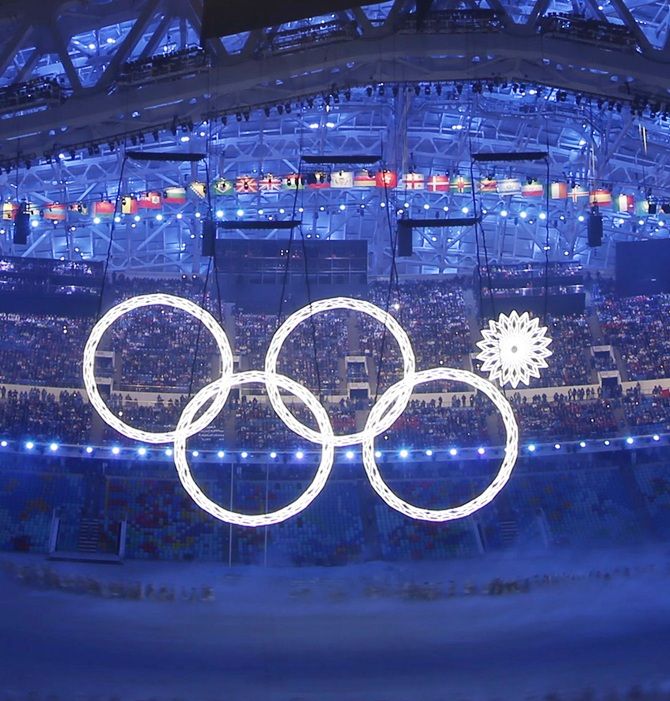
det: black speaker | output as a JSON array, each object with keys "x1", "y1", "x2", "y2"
[
  {"x1": 397, "y1": 221, "x2": 413, "y2": 257},
  {"x1": 587, "y1": 212, "x2": 603, "y2": 247},
  {"x1": 13, "y1": 205, "x2": 29, "y2": 245},
  {"x1": 648, "y1": 202, "x2": 657, "y2": 215},
  {"x1": 202, "y1": 219, "x2": 216, "y2": 257}
]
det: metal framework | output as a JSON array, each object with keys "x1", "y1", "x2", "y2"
[{"x1": 0, "y1": 0, "x2": 668, "y2": 273}]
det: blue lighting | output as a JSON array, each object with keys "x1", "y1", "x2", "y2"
[
  {"x1": 295, "y1": 450, "x2": 304, "y2": 460},
  {"x1": 528, "y1": 444, "x2": 536, "y2": 453},
  {"x1": 216, "y1": 209, "x2": 224, "y2": 218},
  {"x1": 241, "y1": 451, "x2": 248, "y2": 459},
  {"x1": 425, "y1": 449, "x2": 433, "y2": 457},
  {"x1": 192, "y1": 450, "x2": 199, "y2": 457},
  {"x1": 111, "y1": 446, "x2": 120, "y2": 455},
  {"x1": 375, "y1": 450, "x2": 382, "y2": 459},
  {"x1": 236, "y1": 209, "x2": 244, "y2": 217},
  {"x1": 449, "y1": 448, "x2": 458, "y2": 457},
  {"x1": 554, "y1": 443, "x2": 561, "y2": 450},
  {"x1": 626, "y1": 437, "x2": 634, "y2": 445},
  {"x1": 217, "y1": 450, "x2": 225, "y2": 458},
  {"x1": 269, "y1": 451, "x2": 277, "y2": 459},
  {"x1": 0, "y1": 440, "x2": 7, "y2": 448},
  {"x1": 25, "y1": 441, "x2": 34, "y2": 450},
  {"x1": 653, "y1": 434, "x2": 661, "y2": 442},
  {"x1": 85, "y1": 446, "x2": 93, "y2": 454},
  {"x1": 164, "y1": 448, "x2": 173, "y2": 457},
  {"x1": 137, "y1": 447, "x2": 147, "y2": 456},
  {"x1": 604, "y1": 440, "x2": 611, "y2": 446},
  {"x1": 579, "y1": 441, "x2": 586, "y2": 448},
  {"x1": 399, "y1": 449, "x2": 409, "y2": 459},
  {"x1": 49, "y1": 442, "x2": 59, "y2": 452},
  {"x1": 346, "y1": 450, "x2": 355, "y2": 460},
  {"x1": 477, "y1": 447, "x2": 486, "y2": 456}
]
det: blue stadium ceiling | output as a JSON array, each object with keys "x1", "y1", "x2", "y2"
[{"x1": 0, "y1": 0, "x2": 668, "y2": 274}]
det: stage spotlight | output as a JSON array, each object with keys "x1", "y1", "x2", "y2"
[
  {"x1": 85, "y1": 446, "x2": 93, "y2": 454},
  {"x1": 111, "y1": 446, "x2": 120, "y2": 455},
  {"x1": 375, "y1": 450, "x2": 382, "y2": 458},
  {"x1": 449, "y1": 448, "x2": 458, "y2": 457},
  {"x1": 217, "y1": 450, "x2": 225, "y2": 458},
  {"x1": 399, "y1": 449, "x2": 409, "y2": 459},
  {"x1": 0, "y1": 440, "x2": 7, "y2": 448},
  {"x1": 49, "y1": 442, "x2": 59, "y2": 452},
  {"x1": 554, "y1": 443, "x2": 561, "y2": 450},
  {"x1": 653, "y1": 434, "x2": 660, "y2": 441},
  {"x1": 477, "y1": 447, "x2": 486, "y2": 455},
  {"x1": 579, "y1": 441, "x2": 586, "y2": 448},
  {"x1": 25, "y1": 441, "x2": 34, "y2": 450},
  {"x1": 164, "y1": 448, "x2": 173, "y2": 456},
  {"x1": 604, "y1": 440, "x2": 611, "y2": 446},
  {"x1": 626, "y1": 437, "x2": 634, "y2": 445},
  {"x1": 528, "y1": 444, "x2": 536, "y2": 452},
  {"x1": 192, "y1": 450, "x2": 199, "y2": 457},
  {"x1": 425, "y1": 449, "x2": 433, "y2": 457},
  {"x1": 270, "y1": 451, "x2": 277, "y2": 459},
  {"x1": 295, "y1": 450, "x2": 304, "y2": 459},
  {"x1": 241, "y1": 451, "x2": 248, "y2": 459}
]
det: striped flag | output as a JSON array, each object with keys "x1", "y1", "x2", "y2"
[
  {"x1": 137, "y1": 191, "x2": 162, "y2": 209},
  {"x1": 93, "y1": 200, "x2": 115, "y2": 219},
  {"x1": 497, "y1": 178, "x2": 521, "y2": 196},
  {"x1": 426, "y1": 175, "x2": 450, "y2": 192},
  {"x1": 330, "y1": 170, "x2": 353, "y2": 188},
  {"x1": 307, "y1": 172, "x2": 330, "y2": 189},
  {"x1": 163, "y1": 186, "x2": 187, "y2": 204},
  {"x1": 569, "y1": 185, "x2": 589, "y2": 203},
  {"x1": 403, "y1": 172, "x2": 425, "y2": 190},
  {"x1": 521, "y1": 179, "x2": 544, "y2": 197},
  {"x1": 550, "y1": 182, "x2": 568, "y2": 200},
  {"x1": 121, "y1": 196, "x2": 138, "y2": 215},
  {"x1": 589, "y1": 189, "x2": 612, "y2": 207},
  {"x1": 44, "y1": 203, "x2": 66, "y2": 222},
  {"x1": 189, "y1": 181, "x2": 207, "y2": 199},
  {"x1": 613, "y1": 194, "x2": 634, "y2": 213},
  {"x1": 354, "y1": 169, "x2": 376, "y2": 187},
  {"x1": 283, "y1": 174, "x2": 305, "y2": 190}
]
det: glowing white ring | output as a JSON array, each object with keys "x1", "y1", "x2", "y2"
[
  {"x1": 264, "y1": 297, "x2": 416, "y2": 447},
  {"x1": 173, "y1": 370, "x2": 334, "y2": 526},
  {"x1": 82, "y1": 294, "x2": 234, "y2": 444},
  {"x1": 362, "y1": 367, "x2": 519, "y2": 522}
]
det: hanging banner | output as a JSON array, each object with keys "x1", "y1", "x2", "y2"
[
  {"x1": 307, "y1": 172, "x2": 330, "y2": 189},
  {"x1": 613, "y1": 193, "x2": 635, "y2": 214},
  {"x1": 330, "y1": 170, "x2": 353, "y2": 188},
  {"x1": 375, "y1": 169, "x2": 398, "y2": 189},
  {"x1": 93, "y1": 200, "x2": 115, "y2": 219},
  {"x1": 589, "y1": 189, "x2": 612, "y2": 207},
  {"x1": 258, "y1": 174, "x2": 282, "y2": 193},
  {"x1": 121, "y1": 196, "x2": 138, "y2": 215},
  {"x1": 497, "y1": 178, "x2": 522, "y2": 196},
  {"x1": 2, "y1": 202, "x2": 17, "y2": 221},
  {"x1": 426, "y1": 174, "x2": 450, "y2": 192},
  {"x1": 163, "y1": 186, "x2": 187, "y2": 204},
  {"x1": 354, "y1": 169, "x2": 376, "y2": 187},
  {"x1": 402, "y1": 172, "x2": 424, "y2": 190},
  {"x1": 137, "y1": 191, "x2": 162, "y2": 209},
  {"x1": 521, "y1": 179, "x2": 544, "y2": 197},
  {"x1": 569, "y1": 185, "x2": 589, "y2": 203},
  {"x1": 283, "y1": 174, "x2": 305, "y2": 190},
  {"x1": 235, "y1": 176, "x2": 258, "y2": 194},
  {"x1": 550, "y1": 182, "x2": 568, "y2": 200},
  {"x1": 479, "y1": 178, "x2": 497, "y2": 193},
  {"x1": 44, "y1": 203, "x2": 66, "y2": 222},
  {"x1": 68, "y1": 202, "x2": 89, "y2": 215},
  {"x1": 212, "y1": 178, "x2": 234, "y2": 196},
  {"x1": 452, "y1": 175, "x2": 471, "y2": 193}
]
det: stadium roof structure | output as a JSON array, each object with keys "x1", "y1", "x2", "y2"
[{"x1": 0, "y1": 0, "x2": 669, "y2": 274}]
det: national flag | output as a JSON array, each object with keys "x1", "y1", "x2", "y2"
[
  {"x1": 569, "y1": 185, "x2": 589, "y2": 203},
  {"x1": 330, "y1": 170, "x2": 353, "y2": 188},
  {"x1": 23, "y1": 202, "x2": 40, "y2": 216},
  {"x1": 43, "y1": 203, "x2": 66, "y2": 222},
  {"x1": 189, "y1": 181, "x2": 207, "y2": 199},
  {"x1": 137, "y1": 191, "x2": 162, "y2": 209},
  {"x1": 479, "y1": 178, "x2": 497, "y2": 193},
  {"x1": 402, "y1": 172, "x2": 424, "y2": 190},
  {"x1": 354, "y1": 169, "x2": 376, "y2": 187},
  {"x1": 121, "y1": 196, "x2": 138, "y2": 215},
  {"x1": 1, "y1": 202, "x2": 17, "y2": 221},
  {"x1": 93, "y1": 200, "x2": 115, "y2": 219},
  {"x1": 376, "y1": 169, "x2": 398, "y2": 189},
  {"x1": 307, "y1": 172, "x2": 330, "y2": 189},
  {"x1": 521, "y1": 179, "x2": 544, "y2": 197},
  {"x1": 589, "y1": 189, "x2": 612, "y2": 207},
  {"x1": 163, "y1": 186, "x2": 187, "y2": 204},
  {"x1": 613, "y1": 194, "x2": 635, "y2": 214},
  {"x1": 68, "y1": 202, "x2": 89, "y2": 215},
  {"x1": 497, "y1": 178, "x2": 522, "y2": 196},
  {"x1": 258, "y1": 174, "x2": 282, "y2": 193},
  {"x1": 635, "y1": 199, "x2": 649, "y2": 216},
  {"x1": 283, "y1": 174, "x2": 305, "y2": 190},
  {"x1": 452, "y1": 175, "x2": 471, "y2": 193},
  {"x1": 550, "y1": 182, "x2": 568, "y2": 200},
  {"x1": 426, "y1": 175, "x2": 450, "y2": 192},
  {"x1": 235, "y1": 176, "x2": 258, "y2": 194}
]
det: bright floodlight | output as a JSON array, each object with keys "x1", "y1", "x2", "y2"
[
  {"x1": 49, "y1": 442, "x2": 59, "y2": 452},
  {"x1": 241, "y1": 451, "x2": 248, "y2": 459},
  {"x1": 111, "y1": 446, "x2": 120, "y2": 455},
  {"x1": 579, "y1": 441, "x2": 586, "y2": 448},
  {"x1": 528, "y1": 444, "x2": 536, "y2": 452},
  {"x1": 346, "y1": 450, "x2": 355, "y2": 459},
  {"x1": 85, "y1": 446, "x2": 93, "y2": 454},
  {"x1": 425, "y1": 449, "x2": 433, "y2": 457},
  {"x1": 137, "y1": 447, "x2": 147, "y2": 456},
  {"x1": 604, "y1": 440, "x2": 611, "y2": 446},
  {"x1": 269, "y1": 451, "x2": 277, "y2": 459},
  {"x1": 554, "y1": 443, "x2": 561, "y2": 450},
  {"x1": 192, "y1": 450, "x2": 199, "y2": 457},
  {"x1": 217, "y1": 450, "x2": 225, "y2": 458},
  {"x1": 0, "y1": 440, "x2": 6, "y2": 447},
  {"x1": 165, "y1": 447, "x2": 173, "y2": 456},
  {"x1": 449, "y1": 448, "x2": 458, "y2": 456},
  {"x1": 25, "y1": 441, "x2": 34, "y2": 450},
  {"x1": 477, "y1": 447, "x2": 486, "y2": 456},
  {"x1": 626, "y1": 437, "x2": 634, "y2": 445},
  {"x1": 295, "y1": 450, "x2": 304, "y2": 460},
  {"x1": 399, "y1": 449, "x2": 409, "y2": 459},
  {"x1": 653, "y1": 434, "x2": 660, "y2": 441},
  {"x1": 476, "y1": 311, "x2": 552, "y2": 388}
]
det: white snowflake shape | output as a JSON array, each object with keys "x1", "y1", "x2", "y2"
[{"x1": 476, "y1": 311, "x2": 552, "y2": 388}]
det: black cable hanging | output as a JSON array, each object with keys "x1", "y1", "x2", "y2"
[
  {"x1": 543, "y1": 153, "x2": 551, "y2": 325},
  {"x1": 373, "y1": 151, "x2": 402, "y2": 405}
]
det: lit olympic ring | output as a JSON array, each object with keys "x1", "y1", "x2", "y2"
[{"x1": 83, "y1": 295, "x2": 520, "y2": 526}]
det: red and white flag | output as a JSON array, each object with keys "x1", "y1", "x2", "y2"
[
  {"x1": 427, "y1": 175, "x2": 450, "y2": 192},
  {"x1": 403, "y1": 172, "x2": 424, "y2": 190}
]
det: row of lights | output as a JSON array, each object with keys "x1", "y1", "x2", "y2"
[{"x1": 5, "y1": 434, "x2": 663, "y2": 459}]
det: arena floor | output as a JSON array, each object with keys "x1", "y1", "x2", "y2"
[{"x1": 1, "y1": 547, "x2": 669, "y2": 700}]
